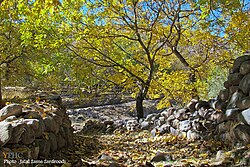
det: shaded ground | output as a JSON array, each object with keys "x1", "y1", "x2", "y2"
[
  {"x1": 60, "y1": 131, "x2": 249, "y2": 167},
  {"x1": 61, "y1": 101, "x2": 249, "y2": 167}
]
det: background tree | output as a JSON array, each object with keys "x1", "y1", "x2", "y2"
[{"x1": 2, "y1": 0, "x2": 248, "y2": 120}]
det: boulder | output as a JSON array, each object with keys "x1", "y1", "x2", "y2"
[
  {"x1": 236, "y1": 96, "x2": 250, "y2": 110},
  {"x1": 0, "y1": 104, "x2": 23, "y2": 121},
  {"x1": 174, "y1": 108, "x2": 188, "y2": 120},
  {"x1": 140, "y1": 121, "x2": 151, "y2": 130},
  {"x1": 187, "y1": 130, "x2": 201, "y2": 140},
  {"x1": 170, "y1": 127, "x2": 180, "y2": 136},
  {"x1": 239, "y1": 73, "x2": 250, "y2": 94},
  {"x1": 240, "y1": 61, "x2": 250, "y2": 75},
  {"x1": 158, "y1": 123, "x2": 170, "y2": 134},
  {"x1": 43, "y1": 114, "x2": 60, "y2": 133},
  {"x1": 239, "y1": 108, "x2": 250, "y2": 125},
  {"x1": 227, "y1": 91, "x2": 244, "y2": 109},
  {"x1": 145, "y1": 113, "x2": 157, "y2": 122},
  {"x1": 51, "y1": 113, "x2": 63, "y2": 126},
  {"x1": 229, "y1": 86, "x2": 239, "y2": 96},
  {"x1": 37, "y1": 139, "x2": 51, "y2": 158},
  {"x1": 56, "y1": 133, "x2": 66, "y2": 149},
  {"x1": 21, "y1": 125, "x2": 35, "y2": 145},
  {"x1": 219, "y1": 89, "x2": 229, "y2": 102},
  {"x1": 225, "y1": 108, "x2": 240, "y2": 120},
  {"x1": 126, "y1": 119, "x2": 138, "y2": 131},
  {"x1": 151, "y1": 152, "x2": 172, "y2": 162},
  {"x1": 232, "y1": 55, "x2": 250, "y2": 73},
  {"x1": 0, "y1": 121, "x2": 13, "y2": 146},
  {"x1": 234, "y1": 124, "x2": 250, "y2": 143},
  {"x1": 49, "y1": 133, "x2": 57, "y2": 152},
  {"x1": 8, "y1": 119, "x2": 27, "y2": 144},
  {"x1": 23, "y1": 111, "x2": 42, "y2": 120},
  {"x1": 172, "y1": 119, "x2": 180, "y2": 129},
  {"x1": 4, "y1": 116, "x2": 17, "y2": 122},
  {"x1": 30, "y1": 145, "x2": 40, "y2": 159},
  {"x1": 23, "y1": 119, "x2": 45, "y2": 138},
  {"x1": 186, "y1": 99, "x2": 198, "y2": 112},
  {"x1": 161, "y1": 107, "x2": 175, "y2": 118},
  {"x1": 179, "y1": 120, "x2": 192, "y2": 132},
  {"x1": 195, "y1": 100, "x2": 210, "y2": 110}
]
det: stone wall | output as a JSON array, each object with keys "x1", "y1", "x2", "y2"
[
  {"x1": 0, "y1": 95, "x2": 73, "y2": 164},
  {"x1": 136, "y1": 53, "x2": 250, "y2": 144}
]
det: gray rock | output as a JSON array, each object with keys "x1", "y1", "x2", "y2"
[
  {"x1": 98, "y1": 153, "x2": 114, "y2": 161},
  {"x1": 161, "y1": 107, "x2": 175, "y2": 118},
  {"x1": 145, "y1": 113, "x2": 156, "y2": 122},
  {"x1": 227, "y1": 91, "x2": 244, "y2": 109},
  {"x1": 228, "y1": 72, "x2": 244, "y2": 82},
  {"x1": 49, "y1": 133, "x2": 57, "y2": 152},
  {"x1": 166, "y1": 115, "x2": 175, "y2": 123},
  {"x1": 211, "y1": 110, "x2": 226, "y2": 123},
  {"x1": 126, "y1": 119, "x2": 138, "y2": 131},
  {"x1": 56, "y1": 133, "x2": 66, "y2": 149},
  {"x1": 239, "y1": 73, "x2": 250, "y2": 94},
  {"x1": 0, "y1": 121, "x2": 13, "y2": 146},
  {"x1": 0, "y1": 104, "x2": 23, "y2": 121},
  {"x1": 225, "y1": 108, "x2": 240, "y2": 120},
  {"x1": 51, "y1": 113, "x2": 63, "y2": 126},
  {"x1": 55, "y1": 107, "x2": 66, "y2": 117},
  {"x1": 30, "y1": 145, "x2": 39, "y2": 159},
  {"x1": 236, "y1": 96, "x2": 250, "y2": 110},
  {"x1": 21, "y1": 125, "x2": 35, "y2": 145},
  {"x1": 43, "y1": 115, "x2": 60, "y2": 133},
  {"x1": 215, "y1": 150, "x2": 226, "y2": 162},
  {"x1": 187, "y1": 130, "x2": 201, "y2": 140},
  {"x1": 8, "y1": 119, "x2": 27, "y2": 144},
  {"x1": 229, "y1": 86, "x2": 239, "y2": 96},
  {"x1": 159, "y1": 123, "x2": 170, "y2": 134},
  {"x1": 76, "y1": 115, "x2": 85, "y2": 123},
  {"x1": 234, "y1": 124, "x2": 250, "y2": 143},
  {"x1": 172, "y1": 119, "x2": 180, "y2": 129},
  {"x1": 232, "y1": 55, "x2": 250, "y2": 73},
  {"x1": 174, "y1": 108, "x2": 188, "y2": 120},
  {"x1": 186, "y1": 99, "x2": 198, "y2": 112},
  {"x1": 140, "y1": 121, "x2": 151, "y2": 130},
  {"x1": 179, "y1": 120, "x2": 192, "y2": 132},
  {"x1": 219, "y1": 89, "x2": 229, "y2": 102},
  {"x1": 240, "y1": 108, "x2": 250, "y2": 125},
  {"x1": 151, "y1": 152, "x2": 172, "y2": 162},
  {"x1": 240, "y1": 61, "x2": 250, "y2": 75},
  {"x1": 23, "y1": 111, "x2": 42, "y2": 119},
  {"x1": 191, "y1": 110, "x2": 199, "y2": 118},
  {"x1": 24, "y1": 118, "x2": 45, "y2": 138},
  {"x1": 4, "y1": 116, "x2": 17, "y2": 122},
  {"x1": 195, "y1": 100, "x2": 209, "y2": 110},
  {"x1": 170, "y1": 127, "x2": 180, "y2": 136},
  {"x1": 198, "y1": 108, "x2": 208, "y2": 118},
  {"x1": 37, "y1": 139, "x2": 51, "y2": 158},
  {"x1": 151, "y1": 128, "x2": 159, "y2": 137}
]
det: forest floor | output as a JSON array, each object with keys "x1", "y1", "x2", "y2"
[
  {"x1": 59, "y1": 99, "x2": 249, "y2": 167},
  {"x1": 2, "y1": 89, "x2": 250, "y2": 167},
  {"x1": 63, "y1": 131, "x2": 249, "y2": 167}
]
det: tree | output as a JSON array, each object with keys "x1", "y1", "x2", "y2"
[
  {"x1": 0, "y1": 0, "x2": 27, "y2": 108},
  {"x1": 16, "y1": 0, "x2": 249, "y2": 121}
]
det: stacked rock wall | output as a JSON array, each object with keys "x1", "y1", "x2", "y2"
[
  {"x1": 0, "y1": 95, "x2": 73, "y2": 164},
  {"x1": 137, "y1": 53, "x2": 250, "y2": 144}
]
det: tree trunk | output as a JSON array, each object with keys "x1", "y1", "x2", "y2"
[{"x1": 136, "y1": 91, "x2": 144, "y2": 122}]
